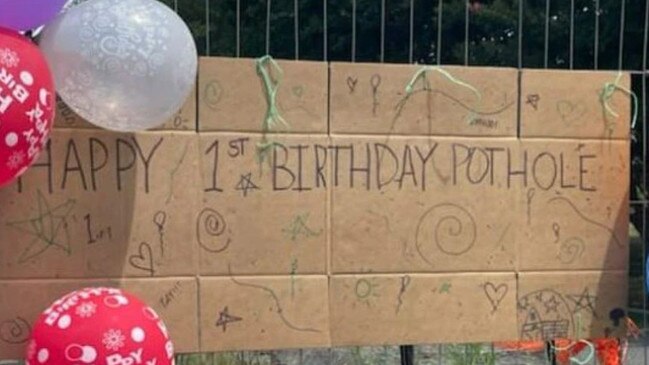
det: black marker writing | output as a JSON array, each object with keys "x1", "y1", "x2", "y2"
[
  {"x1": 129, "y1": 242, "x2": 155, "y2": 277},
  {"x1": 204, "y1": 140, "x2": 223, "y2": 193},
  {"x1": 526, "y1": 94, "x2": 540, "y2": 110},
  {"x1": 552, "y1": 223, "x2": 561, "y2": 243},
  {"x1": 526, "y1": 188, "x2": 536, "y2": 225},
  {"x1": 84, "y1": 214, "x2": 112, "y2": 245},
  {"x1": 396, "y1": 275, "x2": 411, "y2": 314},
  {"x1": 154, "y1": 211, "x2": 167, "y2": 257},
  {"x1": 346, "y1": 76, "x2": 358, "y2": 93}
]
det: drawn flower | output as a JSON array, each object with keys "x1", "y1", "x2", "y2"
[
  {"x1": 0, "y1": 48, "x2": 19, "y2": 68},
  {"x1": 75, "y1": 302, "x2": 97, "y2": 318},
  {"x1": 102, "y1": 329, "x2": 125, "y2": 351},
  {"x1": 6, "y1": 151, "x2": 25, "y2": 170}
]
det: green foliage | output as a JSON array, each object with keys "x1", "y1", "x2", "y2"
[
  {"x1": 175, "y1": 352, "x2": 272, "y2": 365},
  {"x1": 444, "y1": 344, "x2": 497, "y2": 365}
]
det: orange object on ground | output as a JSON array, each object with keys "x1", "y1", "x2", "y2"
[
  {"x1": 493, "y1": 340, "x2": 545, "y2": 352},
  {"x1": 554, "y1": 339, "x2": 620, "y2": 365},
  {"x1": 496, "y1": 338, "x2": 622, "y2": 365}
]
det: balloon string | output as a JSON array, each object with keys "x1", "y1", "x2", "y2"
[
  {"x1": 600, "y1": 71, "x2": 638, "y2": 130},
  {"x1": 255, "y1": 55, "x2": 287, "y2": 164},
  {"x1": 403, "y1": 65, "x2": 482, "y2": 124}
]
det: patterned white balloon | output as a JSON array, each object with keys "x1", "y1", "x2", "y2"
[{"x1": 39, "y1": 0, "x2": 197, "y2": 131}]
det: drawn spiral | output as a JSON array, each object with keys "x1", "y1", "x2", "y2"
[
  {"x1": 558, "y1": 237, "x2": 585, "y2": 264},
  {"x1": 196, "y1": 208, "x2": 231, "y2": 253},
  {"x1": 0, "y1": 317, "x2": 31, "y2": 344},
  {"x1": 416, "y1": 203, "x2": 477, "y2": 261}
]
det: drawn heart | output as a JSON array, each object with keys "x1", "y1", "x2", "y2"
[
  {"x1": 129, "y1": 242, "x2": 155, "y2": 276},
  {"x1": 292, "y1": 85, "x2": 304, "y2": 98},
  {"x1": 346, "y1": 76, "x2": 358, "y2": 93},
  {"x1": 556, "y1": 100, "x2": 586, "y2": 124},
  {"x1": 484, "y1": 282, "x2": 508, "y2": 311}
]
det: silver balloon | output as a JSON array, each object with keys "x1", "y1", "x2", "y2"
[{"x1": 39, "y1": 0, "x2": 197, "y2": 131}]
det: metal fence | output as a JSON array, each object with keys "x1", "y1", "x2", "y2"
[{"x1": 170, "y1": 0, "x2": 646, "y2": 364}]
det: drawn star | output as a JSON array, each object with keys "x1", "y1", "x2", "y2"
[
  {"x1": 518, "y1": 297, "x2": 529, "y2": 310},
  {"x1": 235, "y1": 173, "x2": 260, "y2": 197},
  {"x1": 282, "y1": 213, "x2": 322, "y2": 241},
  {"x1": 526, "y1": 94, "x2": 540, "y2": 110},
  {"x1": 567, "y1": 288, "x2": 598, "y2": 317},
  {"x1": 544, "y1": 296, "x2": 560, "y2": 314},
  {"x1": 6, "y1": 191, "x2": 76, "y2": 263},
  {"x1": 439, "y1": 282, "x2": 452, "y2": 294},
  {"x1": 215, "y1": 306, "x2": 242, "y2": 332}
]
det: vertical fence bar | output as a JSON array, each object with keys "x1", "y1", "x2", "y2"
[
  {"x1": 618, "y1": 0, "x2": 626, "y2": 69},
  {"x1": 236, "y1": 0, "x2": 240, "y2": 57},
  {"x1": 400, "y1": 346, "x2": 414, "y2": 365},
  {"x1": 294, "y1": 0, "x2": 299, "y2": 59},
  {"x1": 351, "y1": 0, "x2": 356, "y2": 62},
  {"x1": 464, "y1": 0, "x2": 469, "y2": 65},
  {"x1": 173, "y1": 0, "x2": 178, "y2": 12},
  {"x1": 205, "y1": 0, "x2": 210, "y2": 55},
  {"x1": 569, "y1": 0, "x2": 574, "y2": 69},
  {"x1": 544, "y1": 0, "x2": 550, "y2": 68},
  {"x1": 595, "y1": 0, "x2": 600, "y2": 69},
  {"x1": 518, "y1": 0, "x2": 523, "y2": 68},
  {"x1": 437, "y1": 0, "x2": 443, "y2": 65},
  {"x1": 266, "y1": 0, "x2": 271, "y2": 54},
  {"x1": 380, "y1": 0, "x2": 385, "y2": 62},
  {"x1": 643, "y1": 0, "x2": 648, "y2": 142},
  {"x1": 409, "y1": 0, "x2": 414, "y2": 63},
  {"x1": 323, "y1": 0, "x2": 328, "y2": 61}
]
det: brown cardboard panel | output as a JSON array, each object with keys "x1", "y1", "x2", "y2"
[
  {"x1": 54, "y1": 86, "x2": 197, "y2": 132},
  {"x1": 520, "y1": 70, "x2": 631, "y2": 139},
  {"x1": 330, "y1": 273, "x2": 517, "y2": 346},
  {"x1": 119, "y1": 278, "x2": 199, "y2": 353},
  {"x1": 0, "y1": 130, "x2": 200, "y2": 278},
  {"x1": 330, "y1": 63, "x2": 518, "y2": 136},
  {"x1": 330, "y1": 135, "x2": 521, "y2": 273},
  {"x1": 199, "y1": 275, "x2": 330, "y2": 351},
  {"x1": 517, "y1": 271, "x2": 627, "y2": 340},
  {"x1": 0, "y1": 280, "x2": 82, "y2": 359},
  {"x1": 198, "y1": 57, "x2": 328, "y2": 133},
  {"x1": 0, "y1": 278, "x2": 198, "y2": 359},
  {"x1": 198, "y1": 133, "x2": 329, "y2": 276},
  {"x1": 518, "y1": 139, "x2": 629, "y2": 271}
]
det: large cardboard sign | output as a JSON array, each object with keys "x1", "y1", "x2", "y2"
[{"x1": 0, "y1": 58, "x2": 629, "y2": 358}]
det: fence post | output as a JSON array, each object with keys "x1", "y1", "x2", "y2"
[{"x1": 400, "y1": 345, "x2": 414, "y2": 365}]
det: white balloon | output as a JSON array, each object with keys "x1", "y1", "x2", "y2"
[{"x1": 39, "y1": 0, "x2": 197, "y2": 131}]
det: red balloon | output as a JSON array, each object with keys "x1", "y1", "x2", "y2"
[
  {"x1": 26, "y1": 288, "x2": 174, "y2": 365},
  {"x1": 0, "y1": 27, "x2": 55, "y2": 188}
]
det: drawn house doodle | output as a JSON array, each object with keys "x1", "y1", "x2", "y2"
[{"x1": 518, "y1": 290, "x2": 574, "y2": 340}]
